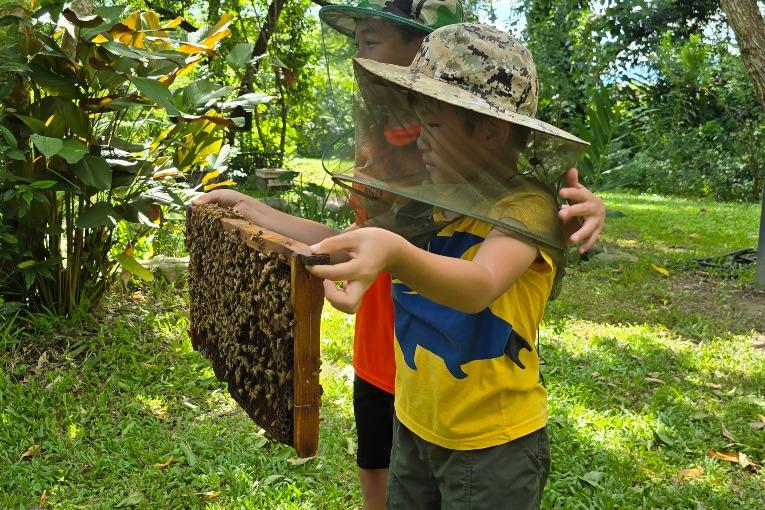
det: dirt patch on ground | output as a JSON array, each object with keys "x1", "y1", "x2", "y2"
[{"x1": 667, "y1": 272, "x2": 765, "y2": 334}]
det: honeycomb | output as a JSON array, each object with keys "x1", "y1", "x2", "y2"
[{"x1": 186, "y1": 204, "x2": 321, "y2": 452}]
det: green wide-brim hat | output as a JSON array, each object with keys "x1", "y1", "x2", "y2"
[{"x1": 320, "y1": 0, "x2": 464, "y2": 38}]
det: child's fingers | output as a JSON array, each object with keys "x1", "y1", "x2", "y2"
[
  {"x1": 558, "y1": 185, "x2": 594, "y2": 205},
  {"x1": 322, "y1": 279, "x2": 365, "y2": 314},
  {"x1": 577, "y1": 223, "x2": 603, "y2": 253},
  {"x1": 561, "y1": 168, "x2": 582, "y2": 190},
  {"x1": 307, "y1": 259, "x2": 363, "y2": 281},
  {"x1": 310, "y1": 230, "x2": 361, "y2": 255}
]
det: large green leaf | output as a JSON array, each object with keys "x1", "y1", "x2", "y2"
[
  {"x1": 226, "y1": 43, "x2": 254, "y2": 69},
  {"x1": 30, "y1": 134, "x2": 63, "y2": 158},
  {"x1": 59, "y1": 100, "x2": 89, "y2": 138},
  {"x1": 115, "y1": 253, "x2": 154, "y2": 282},
  {"x1": 130, "y1": 76, "x2": 181, "y2": 116},
  {"x1": 28, "y1": 61, "x2": 81, "y2": 98},
  {"x1": 13, "y1": 115, "x2": 46, "y2": 135},
  {"x1": 101, "y1": 42, "x2": 186, "y2": 66},
  {"x1": 181, "y1": 80, "x2": 233, "y2": 111},
  {"x1": 73, "y1": 155, "x2": 113, "y2": 189},
  {"x1": 220, "y1": 92, "x2": 273, "y2": 112},
  {"x1": 58, "y1": 139, "x2": 89, "y2": 164},
  {"x1": 76, "y1": 202, "x2": 120, "y2": 228},
  {"x1": 0, "y1": 125, "x2": 18, "y2": 147}
]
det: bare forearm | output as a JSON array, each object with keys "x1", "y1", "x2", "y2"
[
  {"x1": 388, "y1": 239, "x2": 499, "y2": 313},
  {"x1": 241, "y1": 199, "x2": 339, "y2": 245}
]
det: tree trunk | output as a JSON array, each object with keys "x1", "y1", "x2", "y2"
[{"x1": 721, "y1": 0, "x2": 765, "y2": 288}]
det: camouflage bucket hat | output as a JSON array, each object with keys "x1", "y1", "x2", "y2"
[
  {"x1": 353, "y1": 23, "x2": 588, "y2": 145},
  {"x1": 320, "y1": 0, "x2": 464, "y2": 38}
]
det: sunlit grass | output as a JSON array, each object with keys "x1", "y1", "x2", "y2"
[{"x1": 1, "y1": 190, "x2": 763, "y2": 508}]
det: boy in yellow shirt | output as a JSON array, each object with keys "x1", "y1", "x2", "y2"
[{"x1": 308, "y1": 23, "x2": 588, "y2": 508}]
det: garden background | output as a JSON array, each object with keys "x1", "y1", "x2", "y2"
[{"x1": 1, "y1": 1, "x2": 764, "y2": 508}]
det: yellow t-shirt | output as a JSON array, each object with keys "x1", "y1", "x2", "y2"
[{"x1": 392, "y1": 214, "x2": 556, "y2": 450}]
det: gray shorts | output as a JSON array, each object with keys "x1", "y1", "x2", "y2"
[{"x1": 387, "y1": 415, "x2": 550, "y2": 510}]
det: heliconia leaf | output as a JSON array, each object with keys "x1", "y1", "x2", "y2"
[
  {"x1": 226, "y1": 42, "x2": 254, "y2": 69},
  {"x1": 30, "y1": 134, "x2": 63, "y2": 158},
  {"x1": 130, "y1": 76, "x2": 181, "y2": 116},
  {"x1": 201, "y1": 170, "x2": 221, "y2": 185},
  {"x1": 57, "y1": 139, "x2": 89, "y2": 164},
  {"x1": 220, "y1": 92, "x2": 273, "y2": 111},
  {"x1": 13, "y1": 114, "x2": 46, "y2": 135},
  {"x1": 0, "y1": 124, "x2": 18, "y2": 147},
  {"x1": 62, "y1": 8, "x2": 104, "y2": 27},
  {"x1": 76, "y1": 202, "x2": 120, "y2": 228},
  {"x1": 30, "y1": 180, "x2": 57, "y2": 189},
  {"x1": 162, "y1": 17, "x2": 184, "y2": 30},
  {"x1": 152, "y1": 168, "x2": 179, "y2": 180},
  {"x1": 115, "y1": 252, "x2": 154, "y2": 282},
  {"x1": 73, "y1": 156, "x2": 113, "y2": 189},
  {"x1": 203, "y1": 180, "x2": 236, "y2": 191}
]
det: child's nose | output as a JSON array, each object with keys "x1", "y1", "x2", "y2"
[{"x1": 416, "y1": 128, "x2": 431, "y2": 153}]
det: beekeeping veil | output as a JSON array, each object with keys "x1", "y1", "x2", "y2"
[
  {"x1": 328, "y1": 23, "x2": 589, "y2": 293},
  {"x1": 318, "y1": 0, "x2": 464, "y2": 226}
]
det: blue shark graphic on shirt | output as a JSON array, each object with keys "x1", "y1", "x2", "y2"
[{"x1": 392, "y1": 230, "x2": 533, "y2": 379}]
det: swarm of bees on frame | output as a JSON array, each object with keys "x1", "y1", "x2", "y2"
[{"x1": 186, "y1": 204, "x2": 297, "y2": 445}]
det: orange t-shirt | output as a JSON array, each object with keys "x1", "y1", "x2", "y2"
[
  {"x1": 353, "y1": 273, "x2": 396, "y2": 394},
  {"x1": 351, "y1": 122, "x2": 422, "y2": 394}
]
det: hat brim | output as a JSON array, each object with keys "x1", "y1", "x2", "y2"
[
  {"x1": 319, "y1": 5, "x2": 433, "y2": 38},
  {"x1": 353, "y1": 57, "x2": 589, "y2": 147}
]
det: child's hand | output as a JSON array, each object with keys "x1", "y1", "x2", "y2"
[
  {"x1": 307, "y1": 228, "x2": 403, "y2": 313},
  {"x1": 192, "y1": 190, "x2": 260, "y2": 221},
  {"x1": 558, "y1": 168, "x2": 605, "y2": 253}
]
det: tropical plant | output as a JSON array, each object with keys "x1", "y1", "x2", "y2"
[{"x1": 0, "y1": 1, "x2": 271, "y2": 315}]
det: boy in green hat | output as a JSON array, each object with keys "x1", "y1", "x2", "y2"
[{"x1": 308, "y1": 22, "x2": 587, "y2": 509}]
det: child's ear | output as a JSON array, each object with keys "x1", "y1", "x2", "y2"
[{"x1": 481, "y1": 118, "x2": 511, "y2": 149}]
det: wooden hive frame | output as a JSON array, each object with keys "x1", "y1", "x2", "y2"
[{"x1": 188, "y1": 209, "x2": 324, "y2": 458}]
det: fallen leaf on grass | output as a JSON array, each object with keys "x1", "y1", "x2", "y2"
[
  {"x1": 287, "y1": 456, "x2": 315, "y2": 466},
  {"x1": 579, "y1": 470, "x2": 604, "y2": 489},
  {"x1": 115, "y1": 492, "x2": 144, "y2": 507},
  {"x1": 707, "y1": 449, "x2": 761, "y2": 472},
  {"x1": 705, "y1": 382, "x2": 722, "y2": 390},
  {"x1": 749, "y1": 414, "x2": 765, "y2": 430},
  {"x1": 40, "y1": 490, "x2": 48, "y2": 506},
  {"x1": 645, "y1": 376, "x2": 664, "y2": 384},
  {"x1": 676, "y1": 467, "x2": 703, "y2": 479},
  {"x1": 179, "y1": 440, "x2": 196, "y2": 466},
  {"x1": 650, "y1": 263, "x2": 669, "y2": 276},
  {"x1": 688, "y1": 233, "x2": 700, "y2": 239},
  {"x1": 21, "y1": 444, "x2": 43, "y2": 459},
  {"x1": 722, "y1": 426, "x2": 737, "y2": 442},
  {"x1": 197, "y1": 491, "x2": 221, "y2": 501},
  {"x1": 154, "y1": 456, "x2": 173, "y2": 469}
]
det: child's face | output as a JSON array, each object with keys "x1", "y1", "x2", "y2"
[
  {"x1": 354, "y1": 19, "x2": 422, "y2": 65},
  {"x1": 414, "y1": 102, "x2": 487, "y2": 184}
]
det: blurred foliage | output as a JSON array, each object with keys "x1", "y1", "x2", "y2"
[
  {"x1": 0, "y1": 1, "x2": 270, "y2": 315},
  {"x1": 520, "y1": 0, "x2": 764, "y2": 201}
]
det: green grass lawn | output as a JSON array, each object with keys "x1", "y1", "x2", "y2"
[{"x1": 1, "y1": 190, "x2": 764, "y2": 509}]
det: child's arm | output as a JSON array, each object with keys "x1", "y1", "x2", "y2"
[
  {"x1": 308, "y1": 227, "x2": 538, "y2": 314},
  {"x1": 558, "y1": 168, "x2": 605, "y2": 253},
  {"x1": 193, "y1": 190, "x2": 339, "y2": 245}
]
